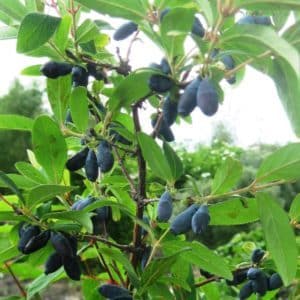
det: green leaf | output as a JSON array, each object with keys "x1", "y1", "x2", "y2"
[
  {"x1": 42, "y1": 210, "x2": 93, "y2": 233},
  {"x1": 99, "y1": 245, "x2": 140, "y2": 288},
  {"x1": 109, "y1": 69, "x2": 153, "y2": 111},
  {"x1": 139, "y1": 250, "x2": 190, "y2": 295},
  {"x1": 163, "y1": 241, "x2": 233, "y2": 280},
  {"x1": 137, "y1": 132, "x2": 172, "y2": 182},
  {"x1": 17, "y1": 13, "x2": 61, "y2": 53},
  {"x1": 15, "y1": 162, "x2": 47, "y2": 184},
  {"x1": 82, "y1": 279, "x2": 100, "y2": 300},
  {"x1": 47, "y1": 75, "x2": 72, "y2": 124},
  {"x1": 0, "y1": 26, "x2": 18, "y2": 40},
  {"x1": 26, "y1": 269, "x2": 64, "y2": 299},
  {"x1": 211, "y1": 157, "x2": 243, "y2": 195},
  {"x1": 0, "y1": 245, "x2": 19, "y2": 264},
  {"x1": 234, "y1": 0, "x2": 300, "y2": 10},
  {"x1": 0, "y1": 114, "x2": 33, "y2": 131},
  {"x1": 220, "y1": 25, "x2": 300, "y2": 78},
  {"x1": 76, "y1": 19, "x2": 99, "y2": 43},
  {"x1": 70, "y1": 87, "x2": 89, "y2": 132},
  {"x1": 0, "y1": 171, "x2": 25, "y2": 204},
  {"x1": 76, "y1": 0, "x2": 147, "y2": 22},
  {"x1": 163, "y1": 142, "x2": 183, "y2": 181},
  {"x1": 26, "y1": 184, "x2": 75, "y2": 209},
  {"x1": 256, "y1": 143, "x2": 300, "y2": 183},
  {"x1": 53, "y1": 14, "x2": 72, "y2": 51},
  {"x1": 257, "y1": 193, "x2": 298, "y2": 285},
  {"x1": 160, "y1": 7, "x2": 195, "y2": 58},
  {"x1": 32, "y1": 115, "x2": 67, "y2": 183},
  {"x1": 0, "y1": 0, "x2": 28, "y2": 21},
  {"x1": 0, "y1": 174, "x2": 37, "y2": 189},
  {"x1": 289, "y1": 193, "x2": 300, "y2": 222},
  {"x1": 21, "y1": 64, "x2": 42, "y2": 76},
  {"x1": 209, "y1": 198, "x2": 259, "y2": 225},
  {"x1": 267, "y1": 59, "x2": 300, "y2": 137}
]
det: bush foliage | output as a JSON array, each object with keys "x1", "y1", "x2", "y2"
[{"x1": 0, "y1": 0, "x2": 299, "y2": 299}]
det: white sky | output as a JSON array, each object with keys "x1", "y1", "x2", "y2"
[{"x1": 0, "y1": 14, "x2": 298, "y2": 148}]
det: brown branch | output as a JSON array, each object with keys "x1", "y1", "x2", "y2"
[
  {"x1": 150, "y1": 112, "x2": 164, "y2": 139},
  {"x1": 130, "y1": 104, "x2": 147, "y2": 270},
  {"x1": 83, "y1": 234, "x2": 136, "y2": 252},
  {"x1": 4, "y1": 262, "x2": 27, "y2": 297},
  {"x1": 194, "y1": 276, "x2": 219, "y2": 288}
]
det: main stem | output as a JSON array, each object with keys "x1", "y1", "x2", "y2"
[{"x1": 131, "y1": 104, "x2": 147, "y2": 270}]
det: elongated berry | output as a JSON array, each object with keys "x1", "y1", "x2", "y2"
[
  {"x1": 196, "y1": 79, "x2": 219, "y2": 116},
  {"x1": 251, "y1": 248, "x2": 265, "y2": 264},
  {"x1": 170, "y1": 204, "x2": 199, "y2": 235},
  {"x1": 191, "y1": 17, "x2": 205, "y2": 37},
  {"x1": 85, "y1": 149, "x2": 99, "y2": 182},
  {"x1": 178, "y1": 78, "x2": 201, "y2": 116},
  {"x1": 268, "y1": 273, "x2": 283, "y2": 290},
  {"x1": 113, "y1": 22, "x2": 138, "y2": 41},
  {"x1": 63, "y1": 255, "x2": 81, "y2": 281},
  {"x1": 254, "y1": 16, "x2": 272, "y2": 25},
  {"x1": 71, "y1": 196, "x2": 94, "y2": 211},
  {"x1": 50, "y1": 232, "x2": 74, "y2": 257},
  {"x1": 226, "y1": 268, "x2": 248, "y2": 286},
  {"x1": 251, "y1": 273, "x2": 268, "y2": 296},
  {"x1": 66, "y1": 147, "x2": 89, "y2": 172},
  {"x1": 148, "y1": 75, "x2": 174, "y2": 93},
  {"x1": 151, "y1": 114, "x2": 174, "y2": 142},
  {"x1": 239, "y1": 281, "x2": 254, "y2": 299},
  {"x1": 18, "y1": 225, "x2": 41, "y2": 253},
  {"x1": 72, "y1": 66, "x2": 89, "y2": 87},
  {"x1": 191, "y1": 205, "x2": 210, "y2": 234},
  {"x1": 45, "y1": 252, "x2": 63, "y2": 274},
  {"x1": 157, "y1": 191, "x2": 173, "y2": 222},
  {"x1": 98, "y1": 284, "x2": 131, "y2": 298},
  {"x1": 96, "y1": 141, "x2": 114, "y2": 173},
  {"x1": 40, "y1": 61, "x2": 72, "y2": 79},
  {"x1": 237, "y1": 16, "x2": 256, "y2": 25},
  {"x1": 141, "y1": 246, "x2": 151, "y2": 270},
  {"x1": 23, "y1": 230, "x2": 51, "y2": 254},
  {"x1": 87, "y1": 63, "x2": 107, "y2": 81},
  {"x1": 160, "y1": 58, "x2": 171, "y2": 75},
  {"x1": 163, "y1": 95, "x2": 178, "y2": 126}
]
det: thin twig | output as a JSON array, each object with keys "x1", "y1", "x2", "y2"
[
  {"x1": 94, "y1": 243, "x2": 115, "y2": 282},
  {"x1": 110, "y1": 262, "x2": 126, "y2": 286},
  {"x1": 4, "y1": 262, "x2": 27, "y2": 297},
  {"x1": 113, "y1": 147, "x2": 137, "y2": 197},
  {"x1": 83, "y1": 234, "x2": 136, "y2": 252},
  {"x1": 194, "y1": 276, "x2": 219, "y2": 288},
  {"x1": 126, "y1": 30, "x2": 140, "y2": 62},
  {"x1": 150, "y1": 112, "x2": 164, "y2": 139}
]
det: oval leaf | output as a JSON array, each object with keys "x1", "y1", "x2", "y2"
[
  {"x1": 256, "y1": 143, "x2": 300, "y2": 183},
  {"x1": 32, "y1": 115, "x2": 67, "y2": 183},
  {"x1": 209, "y1": 198, "x2": 259, "y2": 225},
  {"x1": 70, "y1": 87, "x2": 89, "y2": 132},
  {"x1": 257, "y1": 192, "x2": 298, "y2": 285},
  {"x1": 137, "y1": 132, "x2": 173, "y2": 182},
  {"x1": 211, "y1": 157, "x2": 243, "y2": 195},
  {"x1": 17, "y1": 12, "x2": 61, "y2": 53}
]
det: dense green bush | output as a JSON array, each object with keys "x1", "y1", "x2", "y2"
[{"x1": 0, "y1": 0, "x2": 299, "y2": 299}]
